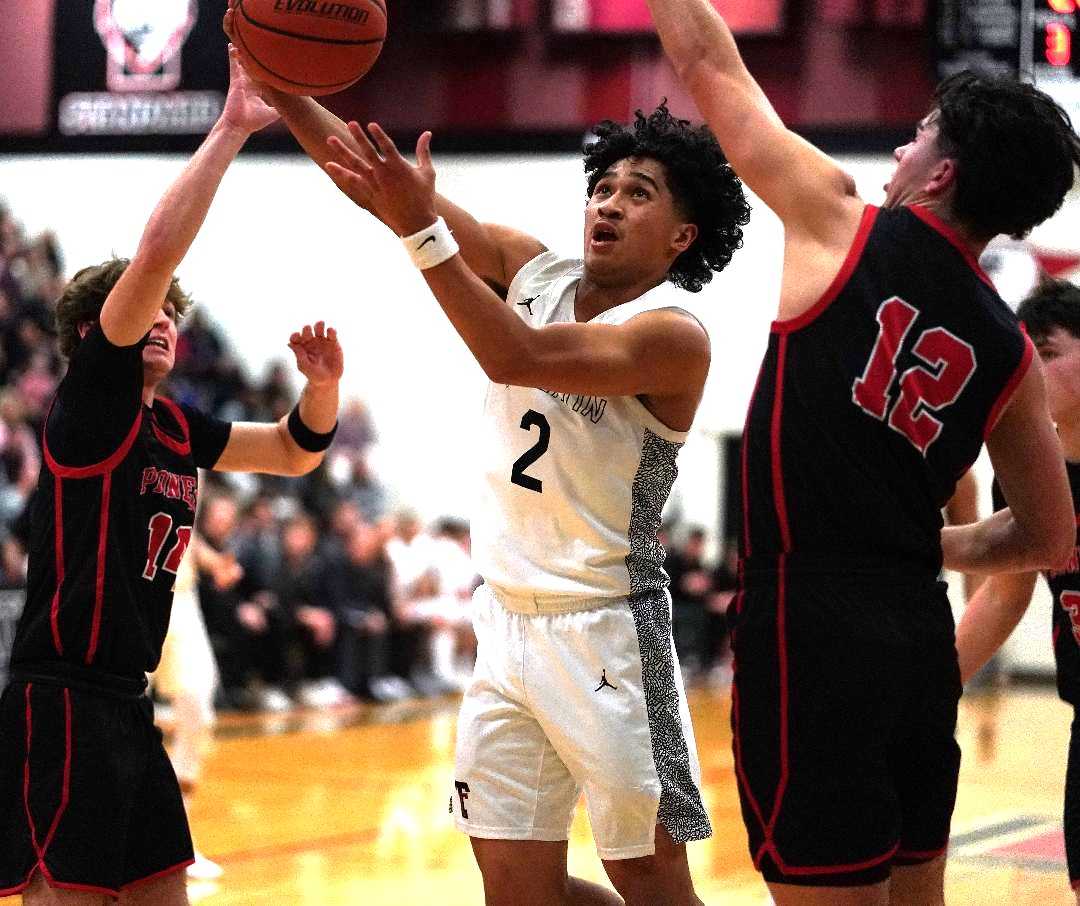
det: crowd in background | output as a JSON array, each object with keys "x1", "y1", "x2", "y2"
[{"x1": 0, "y1": 199, "x2": 733, "y2": 712}]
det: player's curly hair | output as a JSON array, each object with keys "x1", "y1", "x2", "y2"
[
  {"x1": 1017, "y1": 277, "x2": 1080, "y2": 343},
  {"x1": 933, "y1": 72, "x2": 1080, "y2": 241},
  {"x1": 54, "y1": 257, "x2": 190, "y2": 359},
  {"x1": 583, "y1": 102, "x2": 751, "y2": 293}
]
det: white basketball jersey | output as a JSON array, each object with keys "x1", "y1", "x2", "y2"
[{"x1": 472, "y1": 252, "x2": 702, "y2": 602}]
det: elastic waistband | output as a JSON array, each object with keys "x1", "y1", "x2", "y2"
[
  {"x1": 11, "y1": 662, "x2": 148, "y2": 700},
  {"x1": 740, "y1": 553, "x2": 940, "y2": 588},
  {"x1": 483, "y1": 583, "x2": 637, "y2": 615}
]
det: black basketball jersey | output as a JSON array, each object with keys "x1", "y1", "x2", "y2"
[
  {"x1": 740, "y1": 205, "x2": 1031, "y2": 580},
  {"x1": 993, "y1": 470, "x2": 1080, "y2": 704},
  {"x1": 10, "y1": 326, "x2": 230, "y2": 682}
]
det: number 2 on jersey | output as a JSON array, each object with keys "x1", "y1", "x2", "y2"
[
  {"x1": 510, "y1": 410, "x2": 550, "y2": 493},
  {"x1": 852, "y1": 296, "x2": 977, "y2": 455},
  {"x1": 143, "y1": 512, "x2": 192, "y2": 581}
]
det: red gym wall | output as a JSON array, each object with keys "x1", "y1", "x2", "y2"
[{"x1": 0, "y1": 0, "x2": 932, "y2": 142}]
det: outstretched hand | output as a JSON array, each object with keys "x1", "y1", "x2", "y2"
[
  {"x1": 221, "y1": 45, "x2": 280, "y2": 134},
  {"x1": 289, "y1": 322, "x2": 343, "y2": 387},
  {"x1": 325, "y1": 123, "x2": 439, "y2": 236}
]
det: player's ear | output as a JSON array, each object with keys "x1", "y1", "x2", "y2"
[
  {"x1": 925, "y1": 157, "x2": 957, "y2": 197},
  {"x1": 77, "y1": 319, "x2": 96, "y2": 339},
  {"x1": 671, "y1": 222, "x2": 698, "y2": 254}
]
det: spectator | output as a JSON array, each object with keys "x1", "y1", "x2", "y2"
[
  {"x1": 275, "y1": 512, "x2": 352, "y2": 707},
  {"x1": 198, "y1": 494, "x2": 291, "y2": 712},
  {"x1": 666, "y1": 526, "x2": 714, "y2": 681},
  {"x1": 329, "y1": 521, "x2": 412, "y2": 702}
]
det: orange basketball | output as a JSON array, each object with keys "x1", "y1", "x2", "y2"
[{"x1": 233, "y1": 0, "x2": 387, "y2": 96}]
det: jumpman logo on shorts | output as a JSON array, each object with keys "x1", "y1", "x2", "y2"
[
  {"x1": 594, "y1": 669, "x2": 617, "y2": 692},
  {"x1": 518, "y1": 296, "x2": 539, "y2": 316}
]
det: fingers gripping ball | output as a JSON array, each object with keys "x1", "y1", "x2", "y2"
[{"x1": 233, "y1": 0, "x2": 386, "y2": 96}]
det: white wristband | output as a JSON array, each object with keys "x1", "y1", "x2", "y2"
[{"x1": 401, "y1": 216, "x2": 459, "y2": 270}]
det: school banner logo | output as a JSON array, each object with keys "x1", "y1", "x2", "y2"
[{"x1": 93, "y1": 0, "x2": 198, "y2": 92}]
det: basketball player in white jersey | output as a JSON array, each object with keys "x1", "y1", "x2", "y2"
[{"x1": 224, "y1": 16, "x2": 748, "y2": 906}]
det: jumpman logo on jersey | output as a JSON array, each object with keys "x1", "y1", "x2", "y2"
[
  {"x1": 518, "y1": 296, "x2": 539, "y2": 316},
  {"x1": 594, "y1": 670, "x2": 617, "y2": 692}
]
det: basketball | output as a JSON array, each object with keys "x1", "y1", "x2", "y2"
[{"x1": 232, "y1": 0, "x2": 387, "y2": 96}]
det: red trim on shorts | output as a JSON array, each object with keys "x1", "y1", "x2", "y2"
[
  {"x1": 50, "y1": 481, "x2": 64, "y2": 656},
  {"x1": 771, "y1": 205, "x2": 878, "y2": 335},
  {"x1": 22, "y1": 684, "x2": 38, "y2": 855},
  {"x1": 730, "y1": 360, "x2": 769, "y2": 835},
  {"x1": 895, "y1": 843, "x2": 947, "y2": 862},
  {"x1": 774, "y1": 842, "x2": 901, "y2": 876},
  {"x1": 7, "y1": 860, "x2": 195, "y2": 900},
  {"x1": 908, "y1": 205, "x2": 995, "y2": 290},
  {"x1": 38, "y1": 690, "x2": 72, "y2": 856},
  {"x1": 152, "y1": 397, "x2": 192, "y2": 456},
  {"x1": 0, "y1": 879, "x2": 31, "y2": 897},
  {"x1": 85, "y1": 472, "x2": 112, "y2": 665},
  {"x1": 983, "y1": 334, "x2": 1035, "y2": 439},
  {"x1": 121, "y1": 858, "x2": 196, "y2": 891},
  {"x1": 731, "y1": 678, "x2": 770, "y2": 835},
  {"x1": 21, "y1": 686, "x2": 74, "y2": 882},
  {"x1": 42, "y1": 402, "x2": 142, "y2": 479},
  {"x1": 768, "y1": 553, "x2": 790, "y2": 842}
]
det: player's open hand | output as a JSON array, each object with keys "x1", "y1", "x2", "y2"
[
  {"x1": 325, "y1": 123, "x2": 439, "y2": 237},
  {"x1": 289, "y1": 321, "x2": 344, "y2": 387},
  {"x1": 221, "y1": 45, "x2": 280, "y2": 135},
  {"x1": 223, "y1": 2, "x2": 291, "y2": 108}
]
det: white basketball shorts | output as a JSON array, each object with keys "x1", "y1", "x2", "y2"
[{"x1": 451, "y1": 583, "x2": 712, "y2": 860}]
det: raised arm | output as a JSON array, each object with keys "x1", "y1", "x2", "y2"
[
  {"x1": 942, "y1": 362, "x2": 1073, "y2": 574},
  {"x1": 99, "y1": 49, "x2": 278, "y2": 348},
  {"x1": 214, "y1": 322, "x2": 342, "y2": 476},
  {"x1": 324, "y1": 126, "x2": 709, "y2": 407},
  {"x1": 222, "y1": 1, "x2": 544, "y2": 296},
  {"x1": 644, "y1": 0, "x2": 858, "y2": 236}
]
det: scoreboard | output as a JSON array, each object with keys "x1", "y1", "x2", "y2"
[
  {"x1": 1032, "y1": 0, "x2": 1080, "y2": 124},
  {"x1": 934, "y1": 0, "x2": 1080, "y2": 121}
]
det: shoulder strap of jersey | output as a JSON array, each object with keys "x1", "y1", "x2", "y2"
[
  {"x1": 506, "y1": 252, "x2": 583, "y2": 323},
  {"x1": 593, "y1": 282, "x2": 707, "y2": 338}
]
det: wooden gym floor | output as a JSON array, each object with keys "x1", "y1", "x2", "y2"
[{"x1": 3, "y1": 685, "x2": 1076, "y2": 904}]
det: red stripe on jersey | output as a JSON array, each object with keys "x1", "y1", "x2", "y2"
[
  {"x1": 771, "y1": 205, "x2": 878, "y2": 335},
  {"x1": 908, "y1": 205, "x2": 995, "y2": 290},
  {"x1": 85, "y1": 473, "x2": 112, "y2": 665},
  {"x1": 153, "y1": 397, "x2": 192, "y2": 456},
  {"x1": 983, "y1": 334, "x2": 1035, "y2": 439},
  {"x1": 42, "y1": 405, "x2": 142, "y2": 479},
  {"x1": 741, "y1": 363, "x2": 767, "y2": 559},
  {"x1": 50, "y1": 482, "x2": 64, "y2": 656},
  {"x1": 770, "y1": 336, "x2": 793, "y2": 552}
]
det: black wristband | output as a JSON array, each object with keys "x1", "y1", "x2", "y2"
[{"x1": 287, "y1": 404, "x2": 338, "y2": 453}]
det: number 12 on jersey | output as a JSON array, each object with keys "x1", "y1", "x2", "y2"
[
  {"x1": 852, "y1": 296, "x2": 977, "y2": 455},
  {"x1": 143, "y1": 512, "x2": 192, "y2": 581}
]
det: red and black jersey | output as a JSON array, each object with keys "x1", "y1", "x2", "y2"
[
  {"x1": 740, "y1": 205, "x2": 1032, "y2": 581},
  {"x1": 10, "y1": 326, "x2": 230, "y2": 683},
  {"x1": 993, "y1": 470, "x2": 1080, "y2": 704}
]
